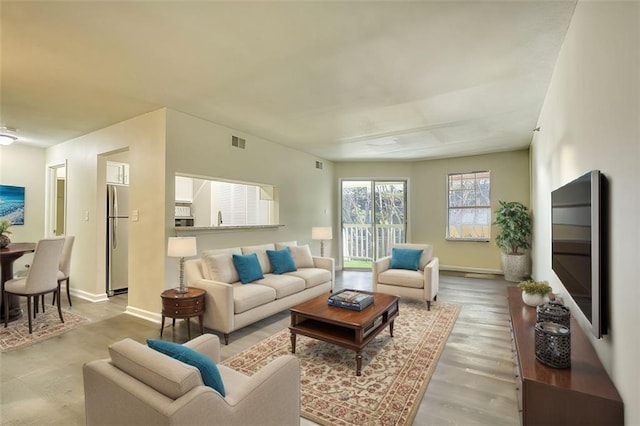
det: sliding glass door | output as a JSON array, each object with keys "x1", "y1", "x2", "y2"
[{"x1": 341, "y1": 180, "x2": 406, "y2": 269}]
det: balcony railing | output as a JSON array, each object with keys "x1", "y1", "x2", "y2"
[{"x1": 342, "y1": 224, "x2": 404, "y2": 267}]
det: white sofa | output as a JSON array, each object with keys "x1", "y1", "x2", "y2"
[
  {"x1": 372, "y1": 243, "x2": 439, "y2": 310},
  {"x1": 83, "y1": 334, "x2": 300, "y2": 426},
  {"x1": 185, "y1": 242, "x2": 334, "y2": 344}
]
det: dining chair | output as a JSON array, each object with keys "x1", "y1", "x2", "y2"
[
  {"x1": 52, "y1": 235, "x2": 75, "y2": 307},
  {"x1": 3, "y1": 237, "x2": 65, "y2": 334}
]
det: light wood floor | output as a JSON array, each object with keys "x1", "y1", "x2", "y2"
[
  {"x1": 416, "y1": 273, "x2": 520, "y2": 425},
  {"x1": 0, "y1": 271, "x2": 520, "y2": 425}
]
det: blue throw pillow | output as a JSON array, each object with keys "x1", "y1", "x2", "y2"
[
  {"x1": 147, "y1": 339, "x2": 225, "y2": 396},
  {"x1": 390, "y1": 248, "x2": 423, "y2": 271},
  {"x1": 266, "y1": 247, "x2": 297, "y2": 274},
  {"x1": 232, "y1": 253, "x2": 264, "y2": 283}
]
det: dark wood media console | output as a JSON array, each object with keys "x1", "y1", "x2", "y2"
[{"x1": 507, "y1": 287, "x2": 623, "y2": 425}]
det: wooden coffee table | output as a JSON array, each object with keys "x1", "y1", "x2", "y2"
[{"x1": 289, "y1": 291, "x2": 399, "y2": 376}]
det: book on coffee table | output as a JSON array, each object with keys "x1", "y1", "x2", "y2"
[{"x1": 328, "y1": 289, "x2": 374, "y2": 311}]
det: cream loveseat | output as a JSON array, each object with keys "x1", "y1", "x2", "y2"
[
  {"x1": 185, "y1": 242, "x2": 334, "y2": 344},
  {"x1": 83, "y1": 334, "x2": 300, "y2": 426},
  {"x1": 373, "y1": 243, "x2": 439, "y2": 310}
]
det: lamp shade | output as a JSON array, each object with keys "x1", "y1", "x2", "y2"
[
  {"x1": 167, "y1": 237, "x2": 197, "y2": 257},
  {"x1": 312, "y1": 227, "x2": 333, "y2": 240}
]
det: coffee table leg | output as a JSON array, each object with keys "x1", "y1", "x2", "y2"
[
  {"x1": 356, "y1": 351, "x2": 362, "y2": 376},
  {"x1": 290, "y1": 332, "x2": 297, "y2": 354},
  {"x1": 160, "y1": 315, "x2": 165, "y2": 337},
  {"x1": 389, "y1": 320, "x2": 395, "y2": 337}
]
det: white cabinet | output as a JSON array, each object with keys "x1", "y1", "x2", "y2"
[
  {"x1": 175, "y1": 176, "x2": 193, "y2": 202},
  {"x1": 107, "y1": 161, "x2": 129, "y2": 185}
]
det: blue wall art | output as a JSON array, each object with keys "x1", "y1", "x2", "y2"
[{"x1": 0, "y1": 185, "x2": 25, "y2": 225}]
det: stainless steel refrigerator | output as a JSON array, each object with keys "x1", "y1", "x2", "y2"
[{"x1": 107, "y1": 184, "x2": 129, "y2": 296}]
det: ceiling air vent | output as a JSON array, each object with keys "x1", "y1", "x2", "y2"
[
  {"x1": 315, "y1": 161, "x2": 323, "y2": 170},
  {"x1": 231, "y1": 136, "x2": 246, "y2": 149}
]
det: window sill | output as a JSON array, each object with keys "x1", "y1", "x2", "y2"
[
  {"x1": 175, "y1": 224, "x2": 284, "y2": 235},
  {"x1": 445, "y1": 237, "x2": 491, "y2": 242}
]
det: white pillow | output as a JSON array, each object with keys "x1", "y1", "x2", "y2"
[
  {"x1": 275, "y1": 241, "x2": 297, "y2": 250},
  {"x1": 202, "y1": 253, "x2": 239, "y2": 283},
  {"x1": 289, "y1": 245, "x2": 314, "y2": 268},
  {"x1": 109, "y1": 339, "x2": 201, "y2": 400},
  {"x1": 200, "y1": 248, "x2": 242, "y2": 279}
]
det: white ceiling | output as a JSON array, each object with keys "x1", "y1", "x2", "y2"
[{"x1": 1, "y1": 1, "x2": 575, "y2": 162}]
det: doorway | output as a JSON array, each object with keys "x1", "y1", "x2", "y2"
[
  {"x1": 104, "y1": 150, "x2": 130, "y2": 296},
  {"x1": 341, "y1": 180, "x2": 407, "y2": 269},
  {"x1": 46, "y1": 161, "x2": 67, "y2": 236}
]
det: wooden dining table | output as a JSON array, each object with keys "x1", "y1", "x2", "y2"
[{"x1": 0, "y1": 242, "x2": 36, "y2": 322}]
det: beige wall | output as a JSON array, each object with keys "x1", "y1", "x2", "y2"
[
  {"x1": 165, "y1": 109, "x2": 336, "y2": 268},
  {"x1": 335, "y1": 149, "x2": 530, "y2": 272},
  {"x1": 0, "y1": 144, "x2": 46, "y2": 270},
  {"x1": 38, "y1": 107, "x2": 334, "y2": 320},
  {"x1": 45, "y1": 110, "x2": 167, "y2": 318},
  {"x1": 413, "y1": 150, "x2": 530, "y2": 271},
  {"x1": 530, "y1": 2, "x2": 639, "y2": 423}
]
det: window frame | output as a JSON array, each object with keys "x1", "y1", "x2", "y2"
[
  {"x1": 446, "y1": 170, "x2": 491, "y2": 242},
  {"x1": 175, "y1": 174, "x2": 277, "y2": 228}
]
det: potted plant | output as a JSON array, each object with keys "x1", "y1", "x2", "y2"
[
  {"x1": 518, "y1": 279, "x2": 552, "y2": 307},
  {"x1": 0, "y1": 220, "x2": 12, "y2": 248},
  {"x1": 494, "y1": 200, "x2": 532, "y2": 282}
]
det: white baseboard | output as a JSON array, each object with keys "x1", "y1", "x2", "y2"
[
  {"x1": 125, "y1": 306, "x2": 162, "y2": 324},
  {"x1": 440, "y1": 264, "x2": 503, "y2": 275},
  {"x1": 69, "y1": 290, "x2": 161, "y2": 324},
  {"x1": 70, "y1": 289, "x2": 109, "y2": 303}
]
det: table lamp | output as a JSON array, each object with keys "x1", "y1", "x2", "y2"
[
  {"x1": 312, "y1": 227, "x2": 333, "y2": 257},
  {"x1": 167, "y1": 237, "x2": 197, "y2": 293}
]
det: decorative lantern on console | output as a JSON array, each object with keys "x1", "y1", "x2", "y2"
[
  {"x1": 535, "y1": 322, "x2": 571, "y2": 368},
  {"x1": 537, "y1": 300, "x2": 571, "y2": 328}
]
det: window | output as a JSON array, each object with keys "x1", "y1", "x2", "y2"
[
  {"x1": 212, "y1": 181, "x2": 272, "y2": 226},
  {"x1": 175, "y1": 175, "x2": 276, "y2": 227},
  {"x1": 447, "y1": 171, "x2": 491, "y2": 240},
  {"x1": 341, "y1": 180, "x2": 407, "y2": 268}
]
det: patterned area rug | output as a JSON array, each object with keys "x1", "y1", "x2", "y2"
[
  {"x1": 222, "y1": 300, "x2": 460, "y2": 426},
  {"x1": 0, "y1": 308, "x2": 89, "y2": 352}
]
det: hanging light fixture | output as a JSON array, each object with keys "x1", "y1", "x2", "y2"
[{"x1": 0, "y1": 125, "x2": 18, "y2": 146}]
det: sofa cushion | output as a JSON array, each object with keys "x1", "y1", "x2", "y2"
[
  {"x1": 289, "y1": 245, "x2": 314, "y2": 268},
  {"x1": 201, "y1": 248, "x2": 242, "y2": 280},
  {"x1": 233, "y1": 283, "x2": 277, "y2": 314},
  {"x1": 202, "y1": 253, "x2": 239, "y2": 283},
  {"x1": 232, "y1": 253, "x2": 264, "y2": 284},
  {"x1": 275, "y1": 241, "x2": 297, "y2": 249},
  {"x1": 109, "y1": 338, "x2": 202, "y2": 400},
  {"x1": 378, "y1": 269, "x2": 424, "y2": 289},
  {"x1": 254, "y1": 274, "x2": 306, "y2": 299},
  {"x1": 241, "y1": 244, "x2": 276, "y2": 274},
  {"x1": 286, "y1": 268, "x2": 331, "y2": 289},
  {"x1": 390, "y1": 248, "x2": 423, "y2": 271},
  {"x1": 393, "y1": 244, "x2": 433, "y2": 270},
  {"x1": 267, "y1": 248, "x2": 297, "y2": 274},
  {"x1": 147, "y1": 339, "x2": 226, "y2": 397}
]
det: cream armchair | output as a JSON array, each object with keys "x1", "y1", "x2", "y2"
[
  {"x1": 372, "y1": 243, "x2": 439, "y2": 310},
  {"x1": 83, "y1": 334, "x2": 300, "y2": 426}
]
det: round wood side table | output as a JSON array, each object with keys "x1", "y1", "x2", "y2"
[{"x1": 160, "y1": 287, "x2": 205, "y2": 341}]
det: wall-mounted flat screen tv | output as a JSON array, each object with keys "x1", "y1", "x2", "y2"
[{"x1": 551, "y1": 170, "x2": 607, "y2": 338}]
